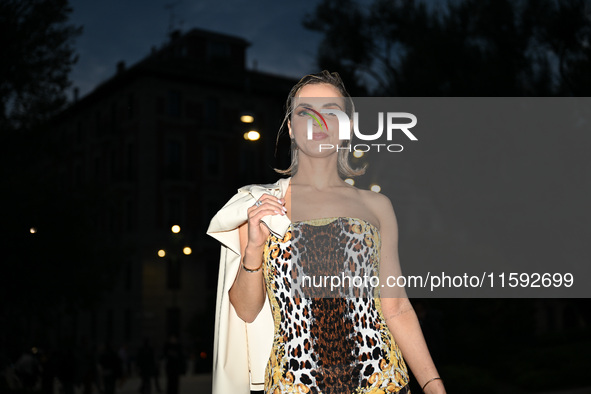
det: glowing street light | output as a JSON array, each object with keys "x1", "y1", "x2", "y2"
[
  {"x1": 162, "y1": 225, "x2": 191, "y2": 258},
  {"x1": 344, "y1": 178, "x2": 355, "y2": 186},
  {"x1": 370, "y1": 184, "x2": 381, "y2": 193},
  {"x1": 243, "y1": 130, "x2": 260, "y2": 141},
  {"x1": 30, "y1": 227, "x2": 37, "y2": 234},
  {"x1": 240, "y1": 114, "x2": 254, "y2": 123},
  {"x1": 353, "y1": 151, "x2": 364, "y2": 158}
]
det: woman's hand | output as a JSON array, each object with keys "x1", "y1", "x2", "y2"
[
  {"x1": 229, "y1": 194, "x2": 287, "y2": 323},
  {"x1": 245, "y1": 194, "x2": 287, "y2": 250}
]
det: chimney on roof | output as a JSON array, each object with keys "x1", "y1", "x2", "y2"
[
  {"x1": 170, "y1": 29, "x2": 181, "y2": 41},
  {"x1": 117, "y1": 61, "x2": 126, "y2": 74}
]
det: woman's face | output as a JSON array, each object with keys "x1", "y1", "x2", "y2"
[{"x1": 289, "y1": 83, "x2": 347, "y2": 157}]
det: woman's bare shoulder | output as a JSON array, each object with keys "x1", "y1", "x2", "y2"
[
  {"x1": 358, "y1": 188, "x2": 393, "y2": 210},
  {"x1": 356, "y1": 188, "x2": 396, "y2": 228}
]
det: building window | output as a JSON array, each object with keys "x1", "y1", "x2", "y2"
[
  {"x1": 126, "y1": 199, "x2": 135, "y2": 232},
  {"x1": 124, "y1": 259, "x2": 132, "y2": 290},
  {"x1": 157, "y1": 97, "x2": 165, "y2": 115},
  {"x1": 204, "y1": 143, "x2": 221, "y2": 178},
  {"x1": 110, "y1": 102, "x2": 117, "y2": 133},
  {"x1": 167, "y1": 90, "x2": 181, "y2": 117},
  {"x1": 165, "y1": 140, "x2": 183, "y2": 179},
  {"x1": 106, "y1": 309, "x2": 113, "y2": 342},
  {"x1": 76, "y1": 121, "x2": 84, "y2": 145},
  {"x1": 167, "y1": 257, "x2": 181, "y2": 290},
  {"x1": 74, "y1": 162, "x2": 84, "y2": 187},
  {"x1": 207, "y1": 41, "x2": 231, "y2": 61},
  {"x1": 107, "y1": 207, "x2": 115, "y2": 234},
  {"x1": 109, "y1": 150, "x2": 119, "y2": 182},
  {"x1": 91, "y1": 311, "x2": 97, "y2": 341},
  {"x1": 126, "y1": 143, "x2": 136, "y2": 181},
  {"x1": 240, "y1": 145, "x2": 257, "y2": 178},
  {"x1": 93, "y1": 156, "x2": 100, "y2": 181},
  {"x1": 166, "y1": 307, "x2": 181, "y2": 337},
  {"x1": 95, "y1": 111, "x2": 101, "y2": 136},
  {"x1": 204, "y1": 97, "x2": 219, "y2": 129},
  {"x1": 124, "y1": 308, "x2": 131, "y2": 341},
  {"x1": 127, "y1": 93, "x2": 135, "y2": 119},
  {"x1": 167, "y1": 198, "x2": 182, "y2": 228}
]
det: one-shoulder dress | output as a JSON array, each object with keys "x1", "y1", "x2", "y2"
[{"x1": 262, "y1": 217, "x2": 410, "y2": 394}]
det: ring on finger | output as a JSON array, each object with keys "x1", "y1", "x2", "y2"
[{"x1": 255, "y1": 200, "x2": 263, "y2": 207}]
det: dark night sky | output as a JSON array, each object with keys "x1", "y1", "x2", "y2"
[
  {"x1": 68, "y1": 0, "x2": 326, "y2": 98},
  {"x1": 68, "y1": 0, "x2": 451, "y2": 99}
]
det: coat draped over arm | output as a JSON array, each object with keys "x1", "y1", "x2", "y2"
[{"x1": 206, "y1": 177, "x2": 291, "y2": 393}]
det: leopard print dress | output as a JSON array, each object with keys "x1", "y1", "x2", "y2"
[{"x1": 262, "y1": 217, "x2": 410, "y2": 394}]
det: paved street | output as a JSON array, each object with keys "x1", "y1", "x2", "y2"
[
  {"x1": 39, "y1": 372, "x2": 591, "y2": 394},
  {"x1": 115, "y1": 374, "x2": 212, "y2": 394},
  {"x1": 536, "y1": 388, "x2": 591, "y2": 394},
  {"x1": 112, "y1": 375, "x2": 591, "y2": 394}
]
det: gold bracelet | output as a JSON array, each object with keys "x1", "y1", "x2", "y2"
[
  {"x1": 422, "y1": 377, "x2": 442, "y2": 392},
  {"x1": 241, "y1": 260, "x2": 263, "y2": 273}
]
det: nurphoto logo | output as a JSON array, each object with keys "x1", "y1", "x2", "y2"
[{"x1": 304, "y1": 107, "x2": 418, "y2": 153}]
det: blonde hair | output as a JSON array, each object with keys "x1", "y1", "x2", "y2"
[{"x1": 274, "y1": 70, "x2": 366, "y2": 177}]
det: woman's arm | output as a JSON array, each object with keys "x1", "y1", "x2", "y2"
[
  {"x1": 375, "y1": 194, "x2": 446, "y2": 394},
  {"x1": 228, "y1": 194, "x2": 287, "y2": 323},
  {"x1": 382, "y1": 298, "x2": 445, "y2": 393}
]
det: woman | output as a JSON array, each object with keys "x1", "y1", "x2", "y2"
[{"x1": 207, "y1": 71, "x2": 445, "y2": 394}]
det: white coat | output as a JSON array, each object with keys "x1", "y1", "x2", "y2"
[{"x1": 206, "y1": 177, "x2": 291, "y2": 393}]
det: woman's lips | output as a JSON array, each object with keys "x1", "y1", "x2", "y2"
[{"x1": 312, "y1": 133, "x2": 328, "y2": 140}]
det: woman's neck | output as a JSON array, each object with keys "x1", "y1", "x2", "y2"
[{"x1": 291, "y1": 156, "x2": 343, "y2": 190}]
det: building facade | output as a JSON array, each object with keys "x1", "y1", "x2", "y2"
[{"x1": 51, "y1": 28, "x2": 297, "y2": 367}]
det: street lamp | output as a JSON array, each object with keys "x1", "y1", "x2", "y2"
[
  {"x1": 240, "y1": 114, "x2": 254, "y2": 123},
  {"x1": 160, "y1": 225, "x2": 192, "y2": 256},
  {"x1": 240, "y1": 110, "x2": 255, "y2": 124},
  {"x1": 243, "y1": 130, "x2": 260, "y2": 141}
]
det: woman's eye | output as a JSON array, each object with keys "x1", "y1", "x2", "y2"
[{"x1": 297, "y1": 109, "x2": 309, "y2": 116}]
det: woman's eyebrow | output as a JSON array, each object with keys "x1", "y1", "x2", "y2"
[
  {"x1": 295, "y1": 103, "x2": 312, "y2": 109},
  {"x1": 322, "y1": 102, "x2": 343, "y2": 109},
  {"x1": 295, "y1": 102, "x2": 343, "y2": 110}
]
